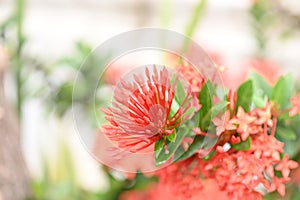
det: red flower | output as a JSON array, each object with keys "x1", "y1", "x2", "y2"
[
  {"x1": 175, "y1": 62, "x2": 205, "y2": 94},
  {"x1": 230, "y1": 107, "x2": 258, "y2": 141},
  {"x1": 265, "y1": 176, "x2": 291, "y2": 197},
  {"x1": 251, "y1": 134, "x2": 284, "y2": 161},
  {"x1": 276, "y1": 154, "x2": 299, "y2": 178},
  {"x1": 155, "y1": 158, "x2": 204, "y2": 199},
  {"x1": 204, "y1": 152, "x2": 264, "y2": 200},
  {"x1": 101, "y1": 66, "x2": 193, "y2": 152},
  {"x1": 290, "y1": 93, "x2": 300, "y2": 117},
  {"x1": 212, "y1": 110, "x2": 236, "y2": 136},
  {"x1": 252, "y1": 100, "x2": 273, "y2": 126}
]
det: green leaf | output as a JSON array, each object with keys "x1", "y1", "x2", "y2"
[
  {"x1": 236, "y1": 80, "x2": 254, "y2": 112},
  {"x1": 198, "y1": 80, "x2": 214, "y2": 131},
  {"x1": 250, "y1": 73, "x2": 271, "y2": 95},
  {"x1": 250, "y1": 72, "x2": 272, "y2": 104},
  {"x1": 232, "y1": 137, "x2": 251, "y2": 150},
  {"x1": 271, "y1": 74, "x2": 294, "y2": 109},
  {"x1": 175, "y1": 79, "x2": 186, "y2": 105},
  {"x1": 276, "y1": 126, "x2": 297, "y2": 140},
  {"x1": 175, "y1": 135, "x2": 204, "y2": 161},
  {"x1": 281, "y1": 139, "x2": 300, "y2": 159},
  {"x1": 199, "y1": 101, "x2": 229, "y2": 132},
  {"x1": 185, "y1": 107, "x2": 195, "y2": 117},
  {"x1": 154, "y1": 138, "x2": 164, "y2": 153},
  {"x1": 170, "y1": 99, "x2": 180, "y2": 118},
  {"x1": 277, "y1": 115, "x2": 300, "y2": 158},
  {"x1": 211, "y1": 101, "x2": 229, "y2": 116},
  {"x1": 167, "y1": 131, "x2": 177, "y2": 142},
  {"x1": 290, "y1": 183, "x2": 300, "y2": 200},
  {"x1": 155, "y1": 128, "x2": 191, "y2": 166},
  {"x1": 203, "y1": 150, "x2": 216, "y2": 161},
  {"x1": 176, "y1": 100, "x2": 227, "y2": 161},
  {"x1": 253, "y1": 95, "x2": 265, "y2": 108},
  {"x1": 0, "y1": 15, "x2": 16, "y2": 30}
]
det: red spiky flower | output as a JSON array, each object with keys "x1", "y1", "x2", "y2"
[{"x1": 101, "y1": 66, "x2": 194, "y2": 152}]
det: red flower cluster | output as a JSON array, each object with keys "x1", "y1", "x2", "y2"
[
  {"x1": 151, "y1": 103, "x2": 298, "y2": 200},
  {"x1": 101, "y1": 66, "x2": 193, "y2": 152},
  {"x1": 100, "y1": 62, "x2": 299, "y2": 200},
  {"x1": 290, "y1": 92, "x2": 300, "y2": 117},
  {"x1": 175, "y1": 61, "x2": 205, "y2": 94}
]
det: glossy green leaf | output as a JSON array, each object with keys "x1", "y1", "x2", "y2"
[
  {"x1": 250, "y1": 72, "x2": 272, "y2": 98},
  {"x1": 250, "y1": 72, "x2": 272, "y2": 108},
  {"x1": 175, "y1": 79, "x2": 186, "y2": 104},
  {"x1": 175, "y1": 135, "x2": 204, "y2": 161},
  {"x1": 271, "y1": 74, "x2": 294, "y2": 109},
  {"x1": 199, "y1": 101, "x2": 229, "y2": 132},
  {"x1": 175, "y1": 100, "x2": 227, "y2": 161},
  {"x1": 236, "y1": 80, "x2": 254, "y2": 112},
  {"x1": 232, "y1": 137, "x2": 251, "y2": 150},
  {"x1": 211, "y1": 101, "x2": 229, "y2": 116},
  {"x1": 203, "y1": 150, "x2": 216, "y2": 161},
  {"x1": 198, "y1": 80, "x2": 214, "y2": 131},
  {"x1": 253, "y1": 95, "x2": 265, "y2": 108},
  {"x1": 155, "y1": 128, "x2": 191, "y2": 166},
  {"x1": 154, "y1": 138, "x2": 164, "y2": 158},
  {"x1": 167, "y1": 131, "x2": 177, "y2": 142}
]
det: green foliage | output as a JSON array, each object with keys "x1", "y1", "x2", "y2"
[
  {"x1": 46, "y1": 41, "x2": 112, "y2": 120},
  {"x1": 289, "y1": 186, "x2": 300, "y2": 200},
  {"x1": 200, "y1": 101, "x2": 229, "y2": 131},
  {"x1": 271, "y1": 74, "x2": 294, "y2": 109},
  {"x1": 249, "y1": 0, "x2": 269, "y2": 52},
  {"x1": 250, "y1": 72, "x2": 272, "y2": 108},
  {"x1": 29, "y1": 142, "x2": 91, "y2": 200},
  {"x1": 203, "y1": 150, "x2": 216, "y2": 161},
  {"x1": 249, "y1": 0, "x2": 300, "y2": 55},
  {"x1": 197, "y1": 80, "x2": 214, "y2": 131},
  {"x1": 276, "y1": 115, "x2": 300, "y2": 159},
  {"x1": 250, "y1": 72, "x2": 272, "y2": 97},
  {"x1": 174, "y1": 80, "x2": 228, "y2": 161},
  {"x1": 175, "y1": 135, "x2": 204, "y2": 161},
  {"x1": 174, "y1": 101, "x2": 228, "y2": 162},
  {"x1": 236, "y1": 80, "x2": 254, "y2": 112},
  {"x1": 167, "y1": 130, "x2": 177, "y2": 142},
  {"x1": 174, "y1": 79, "x2": 187, "y2": 105},
  {"x1": 232, "y1": 137, "x2": 251, "y2": 151},
  {"x1": 276, "y1": 126, "x2": 297, "y2": 141},
  {"x1": 47, "y1": 41, "x2": 95, "y2": 116},
  {"x1": 170, "y1": 77, "x2": 195, "y2": 130},
  {"x1": 154, "y1": 138, "x2": 164, "y2": 157},
  {"x1": 249, "y1": 0, "x2": 282, "y2": 54},
  {"x1": 155, "y1": 127, "x2": 192, "y2": 166},
  {"x1": 29, "y1": 142, "x2": 159, "y2": 200}
]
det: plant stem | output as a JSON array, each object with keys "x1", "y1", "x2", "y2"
[
  {"x1": 183, "y1": 0, "x2": 207, "y2": 52},
  {"x1": 15, "y1": 0, "x2": 25, "y2": 118}
]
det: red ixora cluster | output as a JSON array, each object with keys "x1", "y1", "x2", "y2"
[
  {"x1": 101, "y1": 63, "x2": 299, "y2": 200},
  {"x1": 149, "y1": 99, "x2": 298, "y2": 200},
  {"x1": 101, "y1": 66, "x2": 193, "y2": 152}
]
